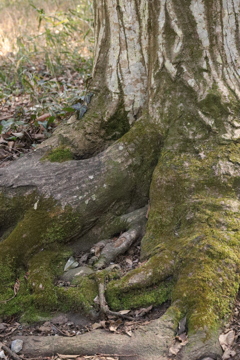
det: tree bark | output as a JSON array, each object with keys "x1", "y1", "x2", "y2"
[{"x1": 1, "y1": 1, "x2": 240, "y2": 359}]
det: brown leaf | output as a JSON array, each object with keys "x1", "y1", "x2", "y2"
[
  {"x1": 135, "y1": 305, "x2": 153, "y2": 317},
  {"x1": 92, "y1": 323, "x2": 103, "y2": 330},
  {"x1": 13, "y1": 279, "x2": 20, "y2": 295},
  {"x1": 222, "y1": 348, "x2": 236, "y2": 360},
  {"x1": 124, "y1": 330, "x2": 132, "y2": 337},
  {"x1": 36, "y1": 113, "x2": 51, "y2": 122},
  {"x1": 31, "y1": 133, "x2": 45, "y2": 140},
  {"x1": 175, "y1": 332, "x2": 188, "y2": 342},
  {"x1": 219, "y1": 330, "x2": 235, "y2": 350},
  {"x1": 169, "y1": 341, "x2": 183, "y2": 356},
  {"x1": 125, "y1": 258, "x2": 133, "y2": 268},
  {"x1": 39, "y1": 322, "x2": 52, "y2": 332},
  {"x1": 118, "y1": 310, "x2": 130, "y2": 315}
]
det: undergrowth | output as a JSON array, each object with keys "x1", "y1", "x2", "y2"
[{"x1": 0, "y1": 0, "x2": 93, "y2": 163}]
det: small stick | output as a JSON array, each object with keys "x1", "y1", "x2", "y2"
[
  {"x1": 98, "y1": 282, "x2": 134, "y2": 321},
  {"x1": 2, "y1": 345, "x2": 21, "y2": 360},
  {"x1": 97, "y1": 354, "x2": 137, "y2": 357}
]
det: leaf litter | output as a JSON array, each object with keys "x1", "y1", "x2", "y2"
[{"x1": 0, "y1": 60, "x2": 91, "y2": 168}]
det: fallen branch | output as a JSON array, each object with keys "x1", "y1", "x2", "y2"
[{"x1": 1, "y1": 345, "x2": 21, "y2": 360}]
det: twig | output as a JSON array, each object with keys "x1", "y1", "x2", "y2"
[
  {"x1": 98, "y1": 282, "x2": 134, "y2": 321},
  {"x1": 2, "y1": 345, "x2": 21, "y2": 360},
  {"x1": 52, "y1": 324, "x2": 75, "y2": 337},
  {"x1": 0, "y1": 279, "x2": 20, "y2": 303},
  {"x1": 0, "y1": 155, "x2": 12, "y2": 166},
  {"x1": 97, "y1": 354, "x2": 137, "y2": 358}
]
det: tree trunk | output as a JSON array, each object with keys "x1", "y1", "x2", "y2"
[{"x1": 1, "y1": 1, "x2": 240, "y2": 359}]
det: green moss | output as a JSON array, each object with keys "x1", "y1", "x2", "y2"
[
  {"x1": 0, "y1": 192, "x2": 35, "y2": 240},
  {"x1": 105, "y1": 251, "x2": 175, "y2": 311},
  {"x1": 107, "y1": 280, "x2": 173, "y2": 311},
  {"x1": 101, "y1": 100, "x2": 130, "y2": 140},
  {"x1": 57, "y1": 277, "x2": 98, "y2": 315},
  {"x1": 42, "y1": 146, "x2": 74, "y2": 162},
  {"x1": 0, "y1": 195, "x2": 86, "y2": 318},
  {"x1": 139, "y1": 120, "x2": 240, "y2": 332},
  {"x1": 28, "y1": 249, "x2": 67, "y2": 311},
  {"x1": 0, "y1": 197, "x2": 83, "y2": 266}
]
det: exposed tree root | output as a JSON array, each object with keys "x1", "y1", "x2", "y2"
[
  {"x1": 92, "y1": 207, "x2": 147, "y2": 270},
  {"x1": 15, "y1": 312, "x2": 222, "y2": 360}
]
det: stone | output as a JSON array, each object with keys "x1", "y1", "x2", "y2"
[
  {"x1": 11, "y1": 339, "x2": 23, "y2": 353},
  {"x1": 64, "y1": 256, "x2": 79, "y2": 272},
  {"x1": 61, "y1": 266, "x2": 94, "y2": 282},
  {"x1": 0, "y1": 350, "x2": 6, "y2": 359}
]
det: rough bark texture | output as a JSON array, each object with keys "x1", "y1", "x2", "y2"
[{"x1": 0, "y1": 1, "x2": 240, "y2": 359}]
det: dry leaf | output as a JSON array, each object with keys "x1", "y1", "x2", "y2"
[
  {"x1": 109, "y1": 325, "x2": 118, "y2": 332},
  {"x1": 124, "y1": 330, "x2": 132, "y2": 337},
  {"x1": 39, "y1": 322, "x2": 52, "y2": 332},
  {"x1": 169, "y1": 341, "x2": 183, "y2": 356},
  {"x1": 12, "y1": 132, "x2": 24, "y2": 139},
  {"x1": 125, "y1": 258, "x2": 133, "y2": 267},
  {"x1": 222, "y1": 348, "x2": 236, "y2": 360},
  {"x1": 175, "y1": 332, "x2": 188, "y2": 342},
  {"x1": 118, "y1": 310, "x2": 130, "y2": 315},
  {"x1": 13, "y1": 279, "x2": 20, "y2": 295},
  {"x1": 92, "y1": 323, "x2": 103, "y2": 330},
  {"x1": 135, "y1": 305, "x2": 152, "y2": 317},
  {"x1": 219, "y1": 330, "x2": 235, "y2": 350},
  {"x1": 169, "y1": 336, "x2": 188, "y2": 356},
  {"x1": 36, "y1": 113, "x2": 51, "y2": 122}
]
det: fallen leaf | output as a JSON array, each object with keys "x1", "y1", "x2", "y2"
[
  {"x1": 39, "y1": 322, "x2": 52, "y2": 332},
  {"x1": 13, "y1": 279, "x2": 20, "y2": 295},
  {"x1": 175, "y1": 332, "x2": 188, "y2": 342},
  {"x1": 92, "y1": 323, "x2": 102, "y2": 330},
  {"x1": 109, "y1": 325, "x2": 118, "y2": 332},
  {"x1": 11, "y1": 132, "x2": 24, "y2": 139},
  {"x1": 135, "y1": 305, "x2": 152, "y2": 317},
  {"x1": 36, "y1": 113, "x2": 51, "y2": 122},
  {"x1": 125, "y1": 258, "x2": 133, "y2": 267},
  {"x1": 222, "y1": 348, "x2": 236, "y2": 360},
  {"x1": 118, "y1": 310, "x2": 130, "y2": 315},
  {"x1": 124, "y1": 330, "x2": 132, "y2": 337},
  {"x1": 169, "y1": 341, "x2": 183, "y2": 356},
  {"x1": 219, "y1": 330, "x2": 235, "y2": 350},
  {"x1": 169, "y1": 336, "x2": 188, "y2": 356}
]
